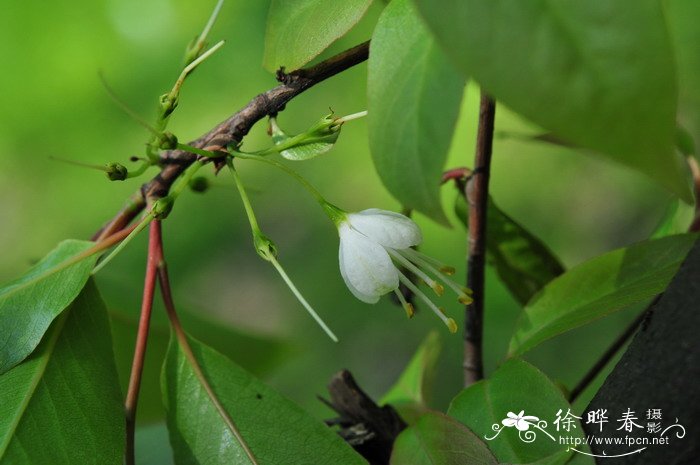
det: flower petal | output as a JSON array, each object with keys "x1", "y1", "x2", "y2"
[
  {"x1": 338, "y1": 223, "x2": 399, "y2": 303},
  {"x1": 347, "y1": 209, "x2": 422, "y2": 249}
]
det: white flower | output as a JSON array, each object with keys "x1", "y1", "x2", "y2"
[
  {"x1": 502, "y1": 411, "x2": 539, "y2": 431},
  {"x1": 336, "y1": 208, "x2": 472, "y2": 332}
]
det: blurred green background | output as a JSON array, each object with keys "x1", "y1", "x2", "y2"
[{"x1": 0, "y1": 1, "x2": 687, "y2": 463}]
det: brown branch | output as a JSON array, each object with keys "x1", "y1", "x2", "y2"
[
  {"x1": 464, "y1": 94, "x2": 496, "y2": 387},
  {"x1": 95, "y1": 41, "x2": 370, "y2": 240}
]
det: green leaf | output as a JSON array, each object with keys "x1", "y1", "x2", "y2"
[
  {"x1": 0, "y1": 240, "x2": 97, "y2": 374},
  {"x1": 0, "y1": 279, "x2": 124, "y2": 464},
  {"x1": 368, "y1": 0, "x2": 465, "y2": 224},
  {"x1": 650, "y1": 199, "x2": 695, "y2": 239},
  {"x1": 448, "y1": 359, "x2": 581, "y2": 464},
  {"x1": 270, "y1": 114, "x2": 340, "y2": 161},
  {"x1": 509, "y1": 234, "x2": 698, "y2": 356},
  {"x1": 380, "y1": 331, "x2": 441, "y2": 423},
  {"x1": 415, "y1": 0, "x2": 692, "y2": 202},
  {"x1": 390, "y1": 412, "x2": 498, "y2": 465},
  {"x1": 109, "y1": 307, "x2": 288, "y2": 423},
  {"x1": 263, "y1": 0, "x2": 373, "y2": 72},
  {"x1": 455, "y1": 194, "x2": 565, "y2": 305},
  {"x1": 667, "y1": 0, "x2": 700, "y2": 159},
  {"x1": 163, "y1": 335, "x2": 367, "y2": 465}
]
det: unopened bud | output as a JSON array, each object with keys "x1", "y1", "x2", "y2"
[
  {"x1": 152, "y1": 195, "x2": 174, "y2": 219},
  {"x1": 106, "y1": 163, "x2": 128, "y2": 181},
  {"x1": 189, "y1": 176, "x2": 209, "y2": 193},
  {"x1": 158, "y1": 132, "x2": 179, "y2": 151},
  {"x1": 159, "y1": 93, "x2": 179, "y2": 119}
]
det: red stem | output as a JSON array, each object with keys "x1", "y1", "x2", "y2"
[
  {"x1": 124, "y1": 220, "x2": 161, "y2": 465},
  {"x1": 464, "y1": 94, "x2": 496, "y2": 387}
]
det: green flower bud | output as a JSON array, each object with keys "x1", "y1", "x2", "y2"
[
  {"x1": 158, "y1": 132, "x2": 179, "y2": 151},
  {"x1": 159, "y1": 93, "x2": 179, "y2": 119},
  {"x1": 188, "y1": 176, "x2": 209, "y2": 193},
  {"x1": 105, "y1": 163, "x2": 128, "y2": 181},
  {"x1": 152, "y1": 195, "x2": 175, "y2": 219},
  {"x1": 254, "y1": 233, "x2": 278, "y2": 262}
]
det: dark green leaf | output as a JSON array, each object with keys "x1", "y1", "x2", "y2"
[
  {"x1": 455, "y1": 194, "x2": 564, "y2": 305},
  {"x1": 109, "y1": 307, "x2": 288, "y2": 423},
  {"x1": 390, "y1": 412, "x2": 497, "y2": 465},
  {"x1": 263, "y1": 0, "x2": 373, "y2": 72},
  {"x1": 0, "y1": 240, "x2": 97, "y2": 374},
  {"x1": 667, "y1": 0, "x2": 700, "y2": 159},
  {"x1": 448, "y1": 359, "x2": 582, "y2": 464},
  {"x1": 163, "y1": 335, "x2": 367, "y2": 465},
  {"x1": 650, "y1": 199, "x2": 694, "y2": 239},
  {"x1": 368, "y1": 0, "x2": 465, "y2": 224},
  {"x1": 0, "y1": 280, "x2": 124, "y2": 464},
  {"x1": 415, "y1": 0, "x2": 691, "y2": 202},
  {"x1": 509, "y1": 234, "x2": 698, "y2": 356},
  {"x1": 380, "y1": 331, "x2": 441, "y2": 423}
]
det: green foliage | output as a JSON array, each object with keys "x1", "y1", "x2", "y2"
[
  {"x1": 509, "y1": 234, "x2": 698, "y2": 356},
  {"x1": 390, "y1": 412, "x2": 497, "y2": 465},
  {"x1": 455, "y1": 194, "x2": 565, "y2": 305},
  {"x1": 415, "y1": 0, "x2": 691, "y2": 202},
  {"x1": 381, "y1": 330, "x2": 441, "y2": 423},
  {"x1": 263, "y1": 0, "x2": 373, "y2": 72},
  {"x1": 0, "y1": 240, "x2": 97, "y2": 374},
  {"x1": 162, "y1": 335, "x2": 367, "y2": 465},
  {"x1": 667, "y1": 0, "x2": 700, "y2": 156},
  {"x1": 368, "y1": 0, "x2": 465, "y2": 223},
  {"x1": 448, "y1": 359, "x2": 582, "y2": 464},
  {"x1": 269, "y1": 114, "x2": 340, "y2": 161},
  {"x1": 109, "y1": 308, "x2": 287, "y2": 423},
  {"x1": 0, "y1": 280, "x2": 124, "y2": 464}
]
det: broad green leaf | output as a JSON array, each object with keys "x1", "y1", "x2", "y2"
[
  {"x1": 270, "y1": 114, "x2": 340, "y2": 161},
  {"x1": 455, "y1": 194, "x2": 565, "y2": 305},
  {"x1": 509, "y1": 234, "x2": 697, "y2": 356},
  {"x1": 263, "y1": 0, "x2": 373, "y2": 72},
  {"x1": 667, "y1": 0, "x2": 700, "y2": 159},
  {"x1": 380, "y1": 331, "x2": 441, "y2": 423},
  {"x1": 390, "y1": 412, "x2": 498, "y2": 465},
  {"x1": 415, "y1": 0, "x2": 692, "y2": 202},
  {"x1": 163, "y1": 335, "x2": 367, "y2": 465},
  {"x1": 650, "y1": 199, "x2": 695, "y2": 239},
  {"x1": 109, "y1": 307, "x2": 288, "y2": 423},
  {"x1": 368, "y1": 0, "x2": 465, "y2": 224},
  {"x1": 448, "y1": 359, "x2": 581, "y2": 464},
  {"x1": 0, "y1": 240, "x2": 97, "y2": 374},
  {"x1": 0, "y1": 280, "x2": 124, "y2": 464}
]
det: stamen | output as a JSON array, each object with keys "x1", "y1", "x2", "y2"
[
  {"x1": 398, "y1": 271, "x2": 456, "y2": 333},
  {"x1": 402, "y1": 248, "x2": 455, "y2": 275},
  {"x1": 269, "y1": 256, "x2": 338, "y2": 342},
  {"x1": 388, "y1": 249, "x2": 443, "y2": 296},
  {"x1": 393, "y1": 289, "x2": 415, "y2": 319},
  {"x1": 398, "y1": 248, "x2": 472, "y2": 304}
]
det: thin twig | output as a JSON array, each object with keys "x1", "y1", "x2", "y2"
[
  {"x1": 93, "y1": 41, "x2": 370, "y2": 240},
  {"x1": 153, "y1": 222, "x2": 259, "y2": 464},
  {"x1": 124, "y1": 221, "x2": 160, "y2": 465},
  {"x1": 464, "y1": 94, "x2": 496, "y2": 387}
]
